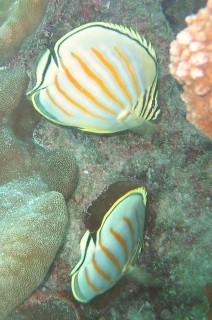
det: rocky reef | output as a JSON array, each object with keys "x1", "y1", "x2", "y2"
[{"x1": 0, "y1": 0, "x2": 211, "y2": 319}]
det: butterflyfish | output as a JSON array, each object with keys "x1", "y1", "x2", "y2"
[
  {"x1": 28, "y1": 22, "x2": 159, "y2": 134},
  {"x1": 70, "y1": 186, "x2": 147, "y2": 303}
]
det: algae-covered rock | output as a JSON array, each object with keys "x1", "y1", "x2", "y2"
[
  {"x1": 0, "y1": 177, "x2": 68, "y2": 320},
  {"x1": 7, "y1": 298, "x2": 79, "y2": 320}
]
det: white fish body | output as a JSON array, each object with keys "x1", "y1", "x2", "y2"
[
  {"x1": 28, "y1": 22, "x2": 159, "y2": 133},
  {"x1": 70, "y1": 187, "x2": 147, "y2": 303}
]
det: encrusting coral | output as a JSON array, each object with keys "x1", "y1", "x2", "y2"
[
  {"x1": 0, "y1": 66, "x2": 78, "y2": 319},
  {"x1": 0, "y1": 0, "x2": 48, "y2": 64},
  {"x1": 169, "y1": 0, "x2": 212, "y2": 139}
]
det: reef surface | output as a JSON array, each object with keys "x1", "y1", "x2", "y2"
[{"x1": 0, "y1": 0, "x2": 211, "y2": 319}]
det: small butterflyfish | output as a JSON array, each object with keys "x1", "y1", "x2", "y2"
[
  {"x1": 70, "y1": 187, "x2": 147, "y2": 303},
  {"x1": 28, "y1": 22, "x2": 160, "y2": 134}
]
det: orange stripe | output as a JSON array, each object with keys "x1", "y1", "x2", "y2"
[
  {"x1": 114, "y1": 46, "x2": 140, "y2": 96},
  {"x1": 72, "y1": 52, "x2": 126, "y2": 110},
  {"x1": 92, "y1": 254, "x2": 113, "y2": 283},
  {"x1": 84, "y1": 267, "x2": 100, "y2": 292},
  {"x1": 110, "y1": 227, "x2": 128, "y2": 261},
  {"x1": 60, "y1": 59, "x2": 116, "y2": 115},
  {"x1": 123, "y1": 217, "x2": 135, "y2": 239},
  {"x1": 54, "y1": 75, "x2": 104, "y2": 120},
  {"x1": 99, "y1": 240, "x2": 121, "y2": 273},
  {"x1": 46, "y1": 88, "x2": 72, "y2": 116},
  {"x1": 91, "y1": 47, "x2": 133, "y2": 105},
  {"x1": 123, "y1": 216, "x2": 135, "y2": 251}
]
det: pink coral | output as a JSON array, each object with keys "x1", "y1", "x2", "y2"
[{"x1": 169, "y1": 0, "x2": 212, "y2": 139}]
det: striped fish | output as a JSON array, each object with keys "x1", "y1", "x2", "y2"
[
  {"x1": 70, "y1": 187, "x2": 147, "y2": 303},
  {"x1": 28, "y1": 22, "x2": 159, "y2": 134}
]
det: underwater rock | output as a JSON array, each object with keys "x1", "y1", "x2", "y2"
[
  {"x1": 0, "y1": 0, "x2": 49, "y2": 64},
  {"x1": 161, "y1": 0, "x2": 206, "y2": 33},
  {"x1": 8, "y1": 297, "x2": 79, "y2": 320},
  {"x1": 0, "y1": 177, "x2": 68, "y2": 320}
]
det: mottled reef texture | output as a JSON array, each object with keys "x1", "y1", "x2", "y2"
[
  {"x1": 0, "y1": 0, "x2": 211, "y2": 320},
  {"x1": 0, "y1": 67, "x2": 78, "y2": 319}
]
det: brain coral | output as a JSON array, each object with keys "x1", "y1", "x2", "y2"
[
  {"x1": 169, "y1": 0, "x2": 212, "y2": 138},
  {"x1": 0, "y1": 177, "x2": 68, "y2": 320},
  {"x1": 0, "y1": 0, "x2": 49, "y2": 64}
]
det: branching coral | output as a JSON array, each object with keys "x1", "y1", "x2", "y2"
[
  {"x1": 0, "y1": 0, "x2": 48, "y2": 64},
  {"x1": 169, "y1": 0, "x2": 212, "y2": 139}
]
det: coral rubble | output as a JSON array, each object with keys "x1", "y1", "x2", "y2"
[
  {"x1": 169, "y1": 0, "x2": 212, "y2": 138},
  {"x1": 0, "y1": 0, "x2": 48, "y2": 64}
]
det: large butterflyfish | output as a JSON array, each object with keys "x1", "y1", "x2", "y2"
[
  {"x1": 28, "y1": 22, "x2": 159, "y2": 134},
  {"x1": 70, "y1": 186, "x2": 147, "y2": 303}
]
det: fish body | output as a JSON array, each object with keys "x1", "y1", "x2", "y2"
[
  {"x1": 28, "y1": 22, "x2": 159, "y2": 133},
  {"x1": 70, "y1": 187, "x2": 147, "y2": 303}
]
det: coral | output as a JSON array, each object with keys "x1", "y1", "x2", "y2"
[
  {"x1": 0, "y1": 178, "x2": 68, "y2": 320},
  {"x1": 0, "y1": 67, "x2": 28, "y2": 114},
  {"x1": 169, "y1": 0, "x2": 212, "y2": 138},
  {"x1": 33, "y1": 148, "x2": 78, "y2": 200},
  {"x1": 0, "y1": 66, "x2": 78, "y2": 319},
  {"x1": 0, "y1": 67, "x2": 78, "y2": 198},
  {"x1": 2, "y1": 1, "x2": 211, "y2": 319},
  {"x1": 0, "y1": 0, "x2": 48, "y2": 64}
]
